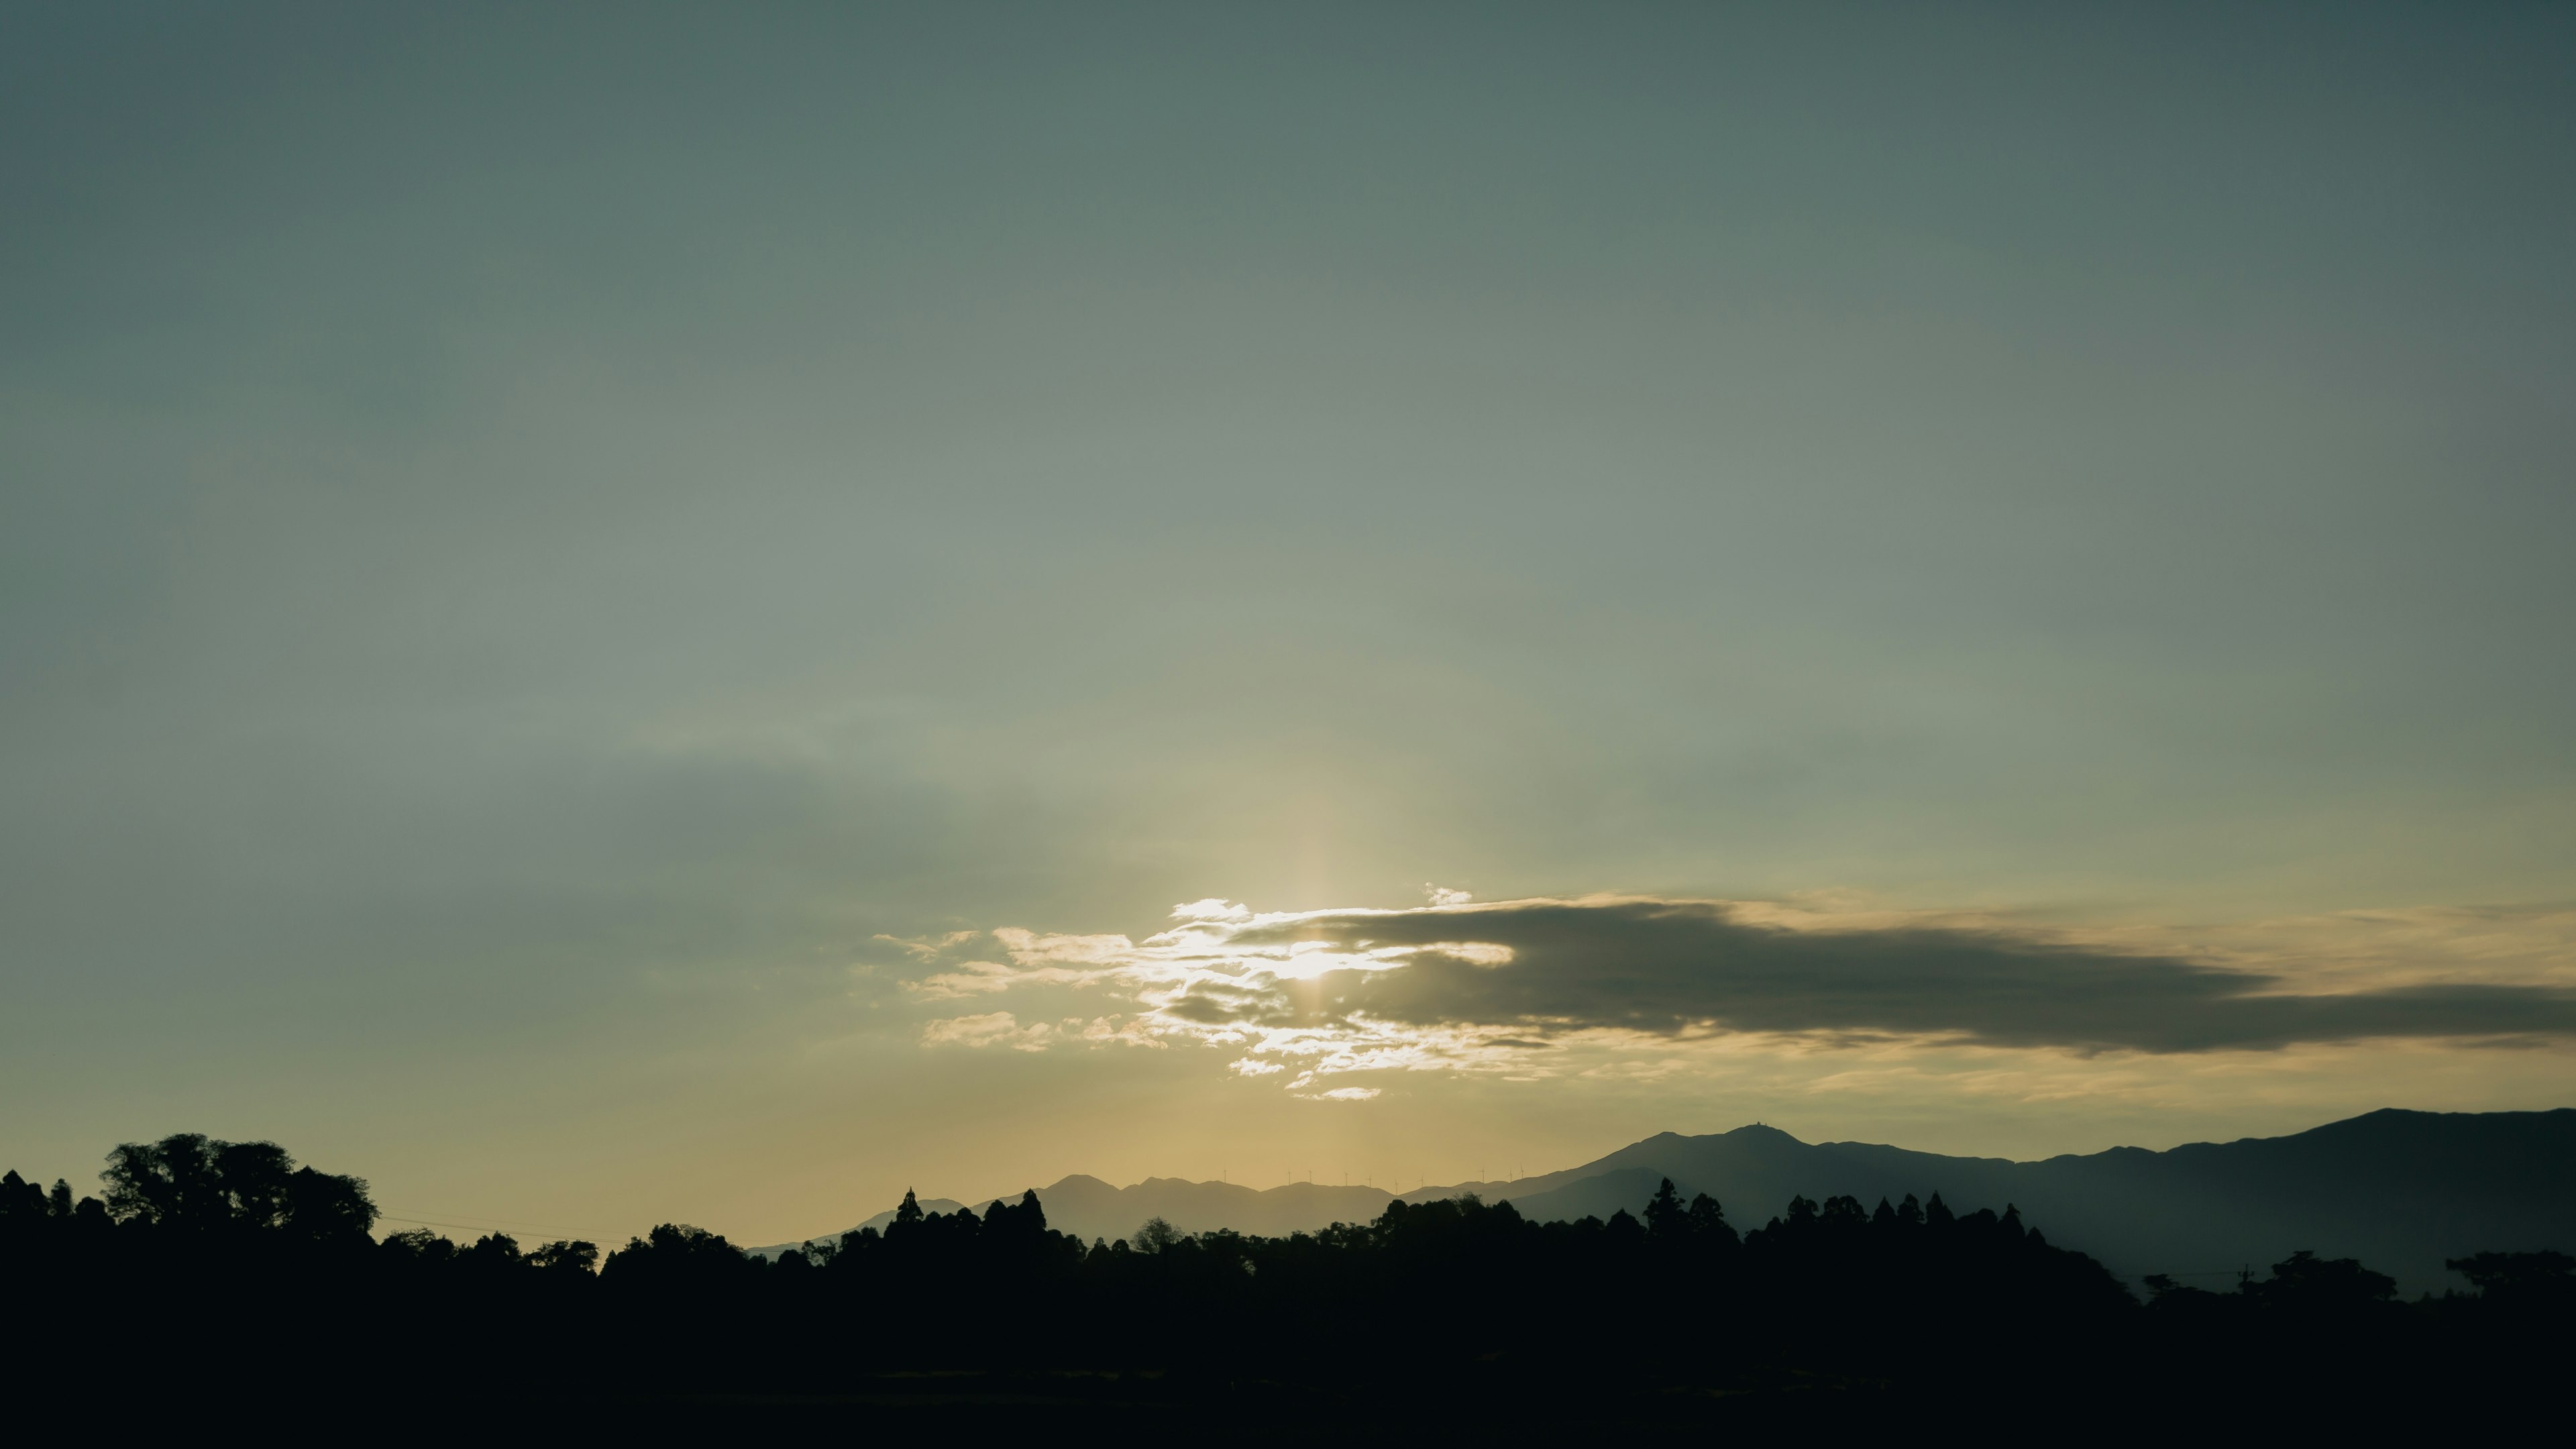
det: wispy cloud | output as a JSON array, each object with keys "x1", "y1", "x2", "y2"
[
  {"x1": 918, "y1": 1012, "x2": 1053, "y2": 1051},
  {"x1": 908, "y1": 896, "x2": 2576, "y2": 1092},
  {"x1": 875, "y1": 930, "x2": 985, "y2": 962},
  {"x1": 918, "y1": 1010, "x2": 1165, "y2": 1053}
]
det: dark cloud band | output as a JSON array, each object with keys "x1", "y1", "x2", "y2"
[{"x1": 1175, "y1": 899, "x2": 2576, "y2": 1053}]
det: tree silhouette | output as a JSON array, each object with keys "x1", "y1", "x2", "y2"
[
  {"x1": 529, "y1": 1239, "x2": 599, "y2": 1274},
  {"x1": 97, "y1": 1132, "x2": 374, "y2": 1240},
  {"x1": 102, "y1": 1132, "x2": 225, "y2": 1227},
  {"x1": 1644, "y1": 1177, "x2": 1686, "y2": 1238},
  {"x1": 2247, "y1": 1250, "x2": 2398, "y2": 1313},
  {"x1": 5, "y1": 1128, "x2": 2569, "y2": 1429},
  {"x1": 2446, "y1": 1249, "x2": 2575, "y2": 1307},
  {"x1": 0, "y1": 1170, "x2": 42, "y2": 1221}
]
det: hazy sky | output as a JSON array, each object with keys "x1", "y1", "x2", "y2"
[{"x1": 5, "y1": 3, "x2": 2571, "y2": 1248}]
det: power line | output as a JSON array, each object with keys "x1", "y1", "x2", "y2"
[{"x1": 382, "y1": 1206, "x2": 602, "y2": 1237}]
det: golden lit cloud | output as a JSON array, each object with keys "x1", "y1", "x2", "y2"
[{"x1": 907, "y1": 894, "x2": 2576, "y2": 1097}]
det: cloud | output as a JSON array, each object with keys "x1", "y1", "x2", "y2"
[
  {"x1": 1220, "y1": 898, "x2": 2576, "y2": 1053},
  {"x1": 919, "y1": 1012, "x2": 1055, "y2": 1051},
  {"x1": 909, "y1": 960, "x2": 1020, "y2": 1000},
  {"x1": 989, "y1": 928, "x2": 1135, "y2": 965},
  {"x1": 875, "y1": 930, "x2": 983, "y2": 962},
  {"x1": 903, "y1": 929, "x2": 1125, "y2": 1000},
  {"x1": 917, "y1": 1010, "x2": 1167, "y2": 1053},
  {"x1": 910, "y1": 895, "x2": 2576, "y2": 1087}
]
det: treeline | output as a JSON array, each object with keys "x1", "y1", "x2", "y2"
[{"x1": 3, "y1": 1134, "x2": 2569, "y2": 1428}]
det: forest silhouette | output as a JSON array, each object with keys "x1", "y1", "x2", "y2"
[{"x1": 4, "y1": 1132, "x2": 2568, "y2": 1432}]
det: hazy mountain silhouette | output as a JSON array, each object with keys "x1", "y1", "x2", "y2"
[
  {"x1": 1022, "y1": 1175, "x2": 1395, "y2": 1242},
  {"x1": 747, "y1": 1177, "x2": 1393, "y2": 1258},
  {"x1": 1409, "y1": 1108, "x2": 2576, "y2": 1291},
  {"x1": 744, "y1": 1196, "x2": 965, "y2": 1258},
  {"x1": 751, "y1": 1108, "x2": 2571, "y2": 1290}
]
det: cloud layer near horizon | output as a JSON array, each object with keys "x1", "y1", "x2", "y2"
[{"x1": 909, "y1": 896, "x2": 2576, "y2": 1089}]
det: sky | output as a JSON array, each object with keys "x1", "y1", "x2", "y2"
[{"x1": 3, "y1": 1, "x2": 2572, "y2": 1248}]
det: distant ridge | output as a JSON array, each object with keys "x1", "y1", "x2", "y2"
[
  {"x1": 746, "y1": 1176, "x2": 1392, "y2": 1258},
  {"x1": 1404, "y1": 1108, "x2": 2576, "y2": 1291},
  {"x1": 751, "y1": 1108, "x2": 2576, "y2": 1291},
  {"x1": 1022, "y1": 1175, "x2": 1395, "y2": 1244}
]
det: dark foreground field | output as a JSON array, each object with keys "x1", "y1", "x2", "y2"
[{"x1": 7, "y1": 1135, "x2": 2569, "y2": 1438}]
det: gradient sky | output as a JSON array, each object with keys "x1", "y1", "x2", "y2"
[{"x1": 4, "y1": 2, "x2": 2572, "y2": 1248}]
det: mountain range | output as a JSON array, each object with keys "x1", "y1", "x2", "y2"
[{"x1": 750, "y1": 1108, "x2": 2575, "y2": 1292}]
